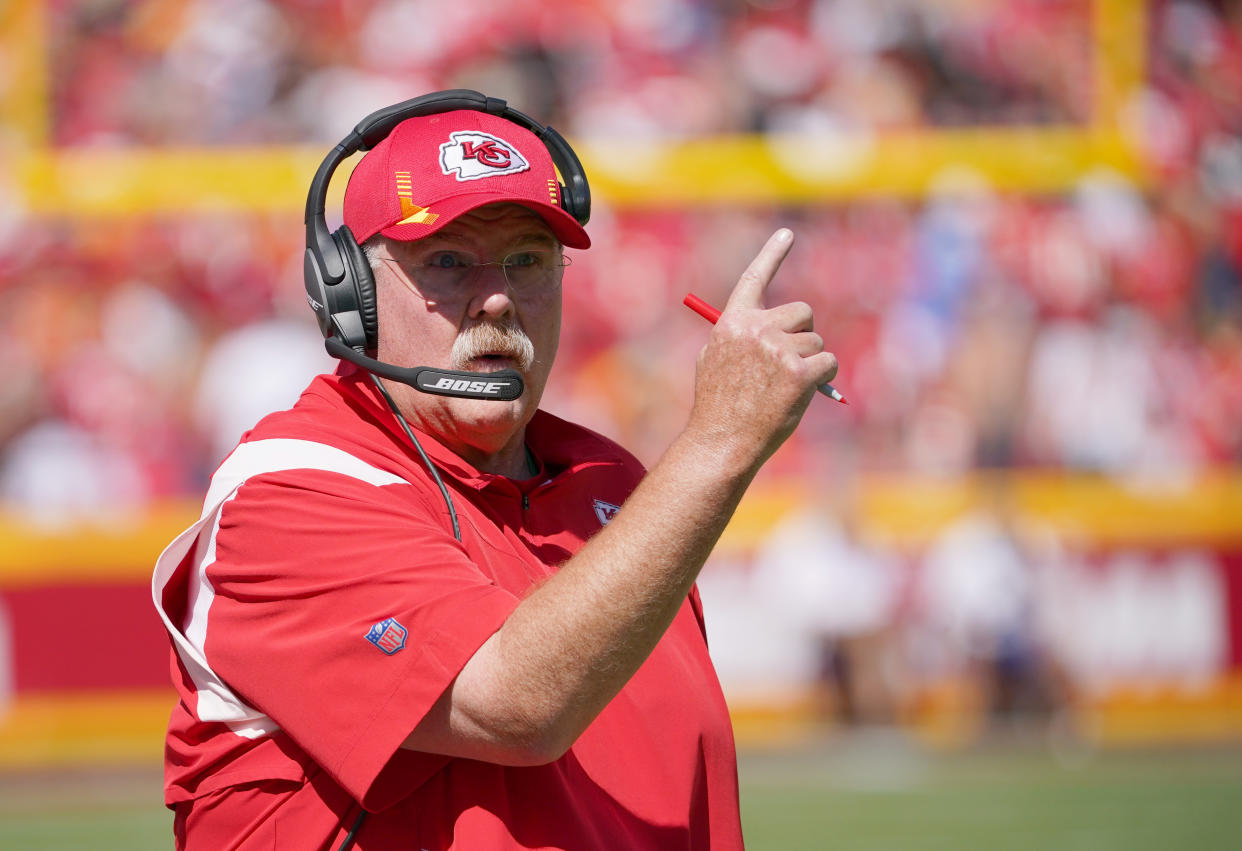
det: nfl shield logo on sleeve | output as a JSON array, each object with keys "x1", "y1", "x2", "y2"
[{"x1": 365, "y1": 617, "x2": 408, "y2": 655}]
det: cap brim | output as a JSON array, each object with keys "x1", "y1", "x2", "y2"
[{"x1": 378, "y1": 192, "x2": 590, "y2": 249}]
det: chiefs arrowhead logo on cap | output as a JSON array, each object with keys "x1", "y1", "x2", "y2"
[{"x1": 440, "y1": 131, "x2": 531, "y2": 181}]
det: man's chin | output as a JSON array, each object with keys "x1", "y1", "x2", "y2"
[{"x1": 444, "y1": 391, "x2": 535, "y2": 436}]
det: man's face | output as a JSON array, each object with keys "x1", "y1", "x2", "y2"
[{"x1": 372, "y1": 203, "x2": 563, "y2": 461}]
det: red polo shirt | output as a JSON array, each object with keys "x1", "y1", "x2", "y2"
[{"x1": 153, "y1": 364, "x2": 742, "y2": 850}]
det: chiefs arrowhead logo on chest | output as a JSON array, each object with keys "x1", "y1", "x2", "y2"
[
  {"x1": 593, "y1": 499, "x2": 621, "y2": 526},
  {"x1": 440, "y1": 131, "x2": 531, "y2": 181}
]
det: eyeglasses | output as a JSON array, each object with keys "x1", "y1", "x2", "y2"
[{"x1": 382, "y1": 248, "x2": 571, "y2": 303}]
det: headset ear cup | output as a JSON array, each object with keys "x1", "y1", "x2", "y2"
[
  {"x1": 563, "y1": 183, "x2": 589, "y2": 226},
  {"x1": 537, "y1": 124, "x2": 590, "y2": 226},
  {"x1": 335, "y1": 226, "x2": 380, "y2": 354},
  {"x1": 559, "y1": 182, "x2": 577, "y2": 223}
]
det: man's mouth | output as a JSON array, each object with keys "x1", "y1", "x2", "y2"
[{"x1": 465, "y1": 352, "x2": 518, "y2": 371}]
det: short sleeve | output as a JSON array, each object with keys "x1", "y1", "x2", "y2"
[{"x1": 201, "y1": 469, "x2": 520, "y2": 807}]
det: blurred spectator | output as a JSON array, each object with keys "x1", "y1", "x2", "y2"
[
  {"x1": 0, "y1": 417, "x2": 149, "y2": 529},
  {"x1": 1023, "y1": 305, "x2": 1170, "y2": 473},
  {"x1": 910, "y1": 473, "x2": 1063, "y2": 722},
  {"x1": 749, "y1": 493, "x2": 907, "y2": 726},
  {"x1": 193, "y1": 317, "x2": 335, "y2": 464}
]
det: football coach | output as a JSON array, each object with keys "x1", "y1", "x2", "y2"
[{"x1": 153, "y1": 90, "x2": 838, "y2": 850}]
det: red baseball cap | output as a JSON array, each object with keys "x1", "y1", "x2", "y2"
[{"x1": 343, "y1": 109, "x2": 590, "y2": 249}]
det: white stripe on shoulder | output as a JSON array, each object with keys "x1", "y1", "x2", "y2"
[
  {"x1": 154, "y1": 438, "x2": 409, "y2": 739},
  {"x1": 202, "y1": 438, "x2": 407, "y2": 517}
]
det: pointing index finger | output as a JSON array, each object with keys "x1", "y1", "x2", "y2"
[{"x1": 724, "y1": 228, "x2": 794, "y2": 313}]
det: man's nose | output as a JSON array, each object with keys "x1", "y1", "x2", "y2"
[{"x1": 467, "y1": 265, "x2": 516, "y2": 319}]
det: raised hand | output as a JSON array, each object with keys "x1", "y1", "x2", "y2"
[{"x1": 688, "y1": 229, "x2": 838, "y2": 470}]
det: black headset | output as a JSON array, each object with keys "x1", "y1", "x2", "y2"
[{"x1": 303, "y1": 89, "x2": 590, "y2": 360}]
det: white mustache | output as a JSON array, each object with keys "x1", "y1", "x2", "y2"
[{"x1": 450, "y1": 321, "x2": 535, "y2": 372}]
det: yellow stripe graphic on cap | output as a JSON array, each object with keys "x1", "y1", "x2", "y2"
[
  {"x1": 398, "y1": 197, "x2": 439, "y2": 225},
  {"x1": 394, "y1": 171, "x2": 438, "y2": 224}
]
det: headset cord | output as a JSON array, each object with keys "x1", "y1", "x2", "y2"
[
  {"x1": 335, "y1": 375, "x2": 464, "y2": 851},
  {"x1": 369, "y1": 372, "x2": 462, "y2": 542},
  {"x1": 338, "y1": 809, "x2": 368, "y2": 851}
]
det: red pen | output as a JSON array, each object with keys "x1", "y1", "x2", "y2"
[{"x1": 683, "y1": 293, "x2": 848, "y2": 405}]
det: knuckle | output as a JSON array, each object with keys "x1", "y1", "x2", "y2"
[
  {"x1": 821, "y1": 351, "x2": 839, "y2": 381},
  {"x1": 775, "y1": 301, "x2": 813, "y2": 332}
]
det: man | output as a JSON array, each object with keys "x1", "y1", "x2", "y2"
[{"x1": 153, "y1": 101, "x2": 837, "y2": 849}]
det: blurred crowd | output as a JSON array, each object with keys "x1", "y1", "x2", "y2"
[
  {"x1": 2, "y1": 0, "x2": 1240, "y2": 726},
  {"x1": 7, "y1": 0, "x2": 1238, "y2": 503},
  {"x1": 48, "y1": 0, "x2": 1097, "y2": 146}
]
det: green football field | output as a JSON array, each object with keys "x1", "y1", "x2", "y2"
[{"x1": 2, "y1": 737, "x2": 1240, "y2": 849}]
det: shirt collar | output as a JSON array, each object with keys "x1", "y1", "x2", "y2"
[{"x1": 327, "y1": 361, "x2": 624, "y2": 490}]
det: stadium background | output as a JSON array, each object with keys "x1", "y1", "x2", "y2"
[{"x1": 1, "y1": 0, "x2": 1241, "y2": 846}]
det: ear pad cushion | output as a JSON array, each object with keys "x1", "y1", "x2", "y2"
[{"x1": 335, "y1": 226, "x2": 379, "y2": 354}]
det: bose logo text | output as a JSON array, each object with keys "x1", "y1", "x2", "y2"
[{"x1": 432, "y1": 377, "x2": 507, "y2": 395}]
